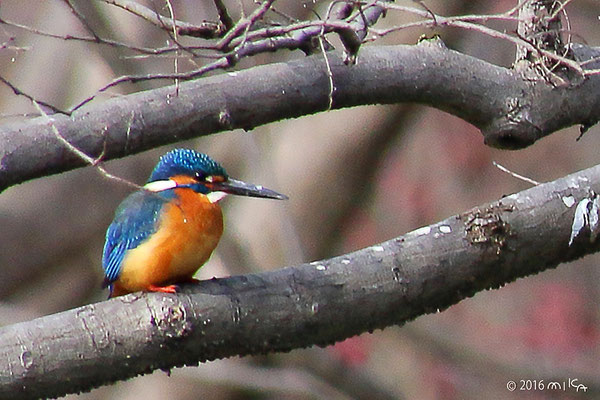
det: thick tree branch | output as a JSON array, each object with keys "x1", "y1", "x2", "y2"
[
  {"x1": 1, "y1": 43, "x2": 600, "y2": 192},
  {"x1": 2, "y1": 163, "x2": 600, "y2": 398}
]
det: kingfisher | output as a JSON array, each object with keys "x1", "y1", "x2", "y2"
[{"x1": 102, "y1": 148, "x2": 287, "y2": 298}]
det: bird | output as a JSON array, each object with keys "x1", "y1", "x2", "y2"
[{"x1": 102, "y1": 148, "x2": 287, "y2": 298}]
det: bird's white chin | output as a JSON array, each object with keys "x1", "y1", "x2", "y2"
[{"x1": 207, "y1": 191, "x2": 228, "y2": 203}]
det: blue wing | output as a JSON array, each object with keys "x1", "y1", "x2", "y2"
[{"x1": 102, "y1": 190, "x2": 172, "y2": 286}]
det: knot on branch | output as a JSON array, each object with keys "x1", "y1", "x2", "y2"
[
  {"x1": 148, "y1": 296, "x2": 194, "y2": 341},
  {"x1": 482, "y1": 118, "x2": 541, "y2": 149},
  {"x1": 464, "y1": 203, "x2": 514, "y2": 256}
]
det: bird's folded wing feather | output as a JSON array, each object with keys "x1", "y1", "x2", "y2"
[{"x1": 101, "y1": 191, "x2": 170, "y2": 285}]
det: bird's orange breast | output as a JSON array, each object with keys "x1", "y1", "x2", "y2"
[{"x1": 115, "y1": 181, "x2": 223, "y2": 295}]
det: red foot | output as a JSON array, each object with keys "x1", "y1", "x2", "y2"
[{"x1": 147, "y1": 284, "x2": 178, "y2": 294}]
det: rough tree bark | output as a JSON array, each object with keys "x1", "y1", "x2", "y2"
[
  {"x1": 1, "y1": 42, "x2": 600, "y2": 192},
  {"x1": 2, "y1": 163, "x2": 600, "y2": 398}
]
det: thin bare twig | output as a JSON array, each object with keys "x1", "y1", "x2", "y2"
[
  {"x1": 69, "y1": 56, "x2": 229, "y2": 111},
  {"x1": 0, "y1": 35, "x2": 30, "y2": 52},
  {"x1": 214, "y1": 0, "x2": 234, "y2": 31},
  {"x1": 8, "y1": 0, "x2": 591, "y2": 115},
  {"x1": 31, "y1": 99, "x2": 142, "y2": 191},
  {"x1": 62, "y1": 0, "x2": 102, "y2": 42},
  {"x1": 101, "y1": 0, "x2": 222, "y2": 38},
  {"x1": 217, "y1": 0, "x2": 276, "y2": 51},
  {"x1": 164, "y1": 0, "x2": 180, "y2": 94},
  {"x1": 550, "y1": 0, "x2": 576, "y2": 20},
  {"x1": 493, "y1": 161, "x2": 540, "y2": 186},
  {"x1": 319, "y1": 11, "x2": 335, "y2": 110},
  {"x1": 0, "y1": 75, "x2": 67, "y2": 115},
  {"x1": 0, "y1": 16, "x2": 164, "y2": 55},
  {"x1": 370, "y1": 2, "x2": 584, "y2": 76}
]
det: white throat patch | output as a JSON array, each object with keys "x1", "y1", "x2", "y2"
[
  {"x1": 144, "y1": 179, "x2": 177, "y2": 192},
  {"x1": 207, "y1": 191, "x2": 228, "y2": 203}
]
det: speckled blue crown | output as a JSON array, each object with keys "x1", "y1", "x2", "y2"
[{"x1": 149, "y1": 149, "x2": 227, "y2": 182}]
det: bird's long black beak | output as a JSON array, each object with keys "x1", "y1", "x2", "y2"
[{"x1": 210, "y1": 178, "x2": 288, "y2": 200}]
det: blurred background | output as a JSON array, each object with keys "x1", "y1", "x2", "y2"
[{"x1": 0, "y1": 1, "x2": 599, "y2": 399}]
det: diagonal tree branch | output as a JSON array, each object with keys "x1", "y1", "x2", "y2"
[
  {"x1": 1, "y1": 42, "x2": 600, "y2": 193},
  {"x1": 2, "y1": 162, "x2": 600, "y2": 399}
]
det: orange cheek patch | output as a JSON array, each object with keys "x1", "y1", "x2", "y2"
[{"x1": 170, "y1": 175, "x2": 197, "y2": 185}]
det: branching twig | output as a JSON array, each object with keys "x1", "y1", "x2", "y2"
[
  {"x1": 4, "y1": 0, "x2": 590, "y2": 114},
  {"x1": 30, "y1": 100, "x2": 143, "y2": 192},
  {"x1": 70, "y1": 57, "x2": 230, "y2": 111},
  {"x1": 0, "y1": 75, "x2": 67, "y2": 115},
  {"x1": 216, "y1": 0, "x2": 276, "y2": 51},
  {"x1": 370, "y1": 2, "x2": 584, "y2": 76},
  {"x1": 214, "y1": 0, "x2": 235, "y2": 31},
  {"x1": 101, "y1": 0, "x2": 223, "y2": 38},
  {"x1": 0, "y1": 16, "x2": 166, "y2": 55},
  {"x1": 62, "y1": 0, "x2": 102, "y2": 42}
]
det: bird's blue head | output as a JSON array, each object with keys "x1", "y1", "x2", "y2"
[
  {"x1": 149, "y1": 149, "x2": 227, "y2": 183},
  {"x1": 146, "y1": 148, "x2": 288, "y2": 200}
]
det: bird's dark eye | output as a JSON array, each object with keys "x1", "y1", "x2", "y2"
[
  {"x1": 194, "y1": 171, "x2": 206, "y2": 181},
  {"x1": 193, "y1": 173, "x2": 220, "y2": 183}
]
